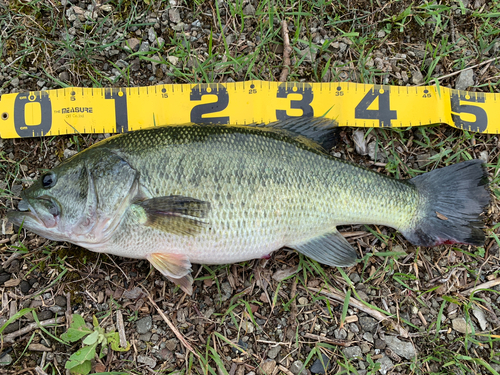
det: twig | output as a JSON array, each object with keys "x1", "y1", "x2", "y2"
[
  {"x1": 279, "y1": 20, "x2": 292, "y2": 82},
  {"x1": 144, "y1": 290, "x2": 199, "y2": 358},
  {"x1": 3, "y1": 317, "x2": 65, "y2": 343},
  {"x1": 35, "y1": 365, "x2": 49, "y2": 375},
  {"x1": 306, "y1": 287, "x2": 409, "y2": 338},
  {"x1": 416, "y1": 57, "x2": 497, "y2": 86},
  {"x1": 302, "y1": 332, "x2": 352, "y2": 346},
  {"x1": 463, "y1": 278, "x2": 500, "y2": 295},
  {"x1": 278, "y1": 365, "x2": 296, "y2": 375},
  {"x1": 115, "y1": 310, "x2": 127, "y2": 349}
]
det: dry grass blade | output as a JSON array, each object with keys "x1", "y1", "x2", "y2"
[
  {"x1": 307, "y1": 287, "x2": 409, "y2": 338},
  {"x1": 144, "y1": 289, "x2": 199, "y2": 358}
]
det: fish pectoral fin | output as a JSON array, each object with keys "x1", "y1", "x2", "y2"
[
  {"x1": 292, "y1": 230, "x2": 358, "y2": 267},
  {"x1": 148, "y1": 253, "x2": 194, "y2": 294},
  {"x1": 135, "y1": 195, "x2": 210, "y2": 235}
]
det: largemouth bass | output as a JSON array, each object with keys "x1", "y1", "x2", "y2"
[{"x1": 7, "y1": 118, "x2": 490, "y2": 294}]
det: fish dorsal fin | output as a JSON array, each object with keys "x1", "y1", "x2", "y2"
[
  {"x1": 255, "y1": 117, "x2": 339, "y2": 151},
  {"x1": 292, "y1": 230, "x2": 358, "y2": 267},
  {"x1": 133, "y1": 195, "x2": 210, "y2": 236}
]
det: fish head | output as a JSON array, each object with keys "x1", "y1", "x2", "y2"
[{"x1": 7, "y1": 149, "x2": 139, "y2": 246}]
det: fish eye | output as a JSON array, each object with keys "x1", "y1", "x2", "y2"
[{"x1": 41, "y1": 172, "x2": 57, "y2": 189}]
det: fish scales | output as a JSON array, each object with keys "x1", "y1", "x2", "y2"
[{"x1": 98, "y1": 125, "x2": 415, "y2": 262}]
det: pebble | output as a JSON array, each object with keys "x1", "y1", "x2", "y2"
[
  {"x1": 167, "y1": 56, "x2": 179, "y2": 66},
  {"x1": 232, "y1": 339, "x2": 248, "y2": 354},
  {"x1": 20, "y1": 280, "x2": 31, "y2": 294},
  {"x1": 139, "y1": 41, "x2": 150, "y2": 53},
  {"x1": 334, "y1": 328, "x2": 347, "y2": 339},
  {"x1": 384, "y1": 336, "x2": 416, "y2": 359},
  {"x1": 54, "y1": 295, "x2": 67, "y2": 307},
  {"x1": 10, "y1": 77, "x2": 20, "y2": 87},
  {"x1": 267, "y1": 345, "x2": 281, "y2": 359},
  {"x1": 139, "y1": 332, "x2": 152, "y2": 342},
  {"x1": 0, "y1": 353, "x2": 13, "y2": 366},
  {"x1": 290, "y1": 360, "x2": 307, "y2": 375},
  {"x1": 136, "y1": 316, "x2": 152, "y2": 334},
  {"x1": 343, "y1": 346, "x2": 363, "y2": 359},
  {"x1": 241, "y1": 321, "x2": 254, "y2": 334},
  {"x1": 376, "y1": 354, "x2": 394, "y2": 375},
  {"x1": 0, "y1": 274, "x2": 11, "y2": 285},
  {"x1": 259, "y1": 359, "x2": 276, "y2": 374},
  {"x1": 243, "y1": 4, "x2": 256, "y2": 16},
  {"x1": 374, "y1": 338, "x2": 386, "y2": 350},
  {"x1": 310, "y1": 353, "x2": 332, "y2": 374},
  {"x1": 137, "y1": 355, "x2": 157, "y2": 368},
  {"x1": 412, "y1": 70, "x2": 424, "y2": 85},
  {"x1": 159, "y1": 348, "x2": 174, "y2": 361},
  {"x1": 472, "y1": 307, "x2": 487, "y2": 330},
  {"x1": 165, "y1": 338, "x2": 178, "y2": 351},
  {"x1": 297, "y1": 297, "x2": 308, "y2": 305},
  {"x1": 169, "y1": 8, "x2": 181, "y2": 23},
  {"x1": 452, "y1": 317, "x2": 473, "y2": 334},
  {"x1": 37, "y1": 310, "x2": 54, "y2": 321},
  {"x1": 363, "y1": 332, "x2": 374, "y2": 343},
  {"x1": 455, "y1": 69, "x2": 474, "y2": 90},
  {"x1": 359, "y1": 316, "x2": 378, "y2": 333},
  {"x1": 127, "y1": 38, "x2": 141, "y2": 52}
]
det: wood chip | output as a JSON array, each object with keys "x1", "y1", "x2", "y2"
[
  {"x1": 4, "y1": 279, "x2": 21, "y2": 287},
  {"x1": 436, "y1": 211, "x2": 448, "y2": 220},
  {"x1": 344, "y1": 315, "x2": 358, "y2": 323}
]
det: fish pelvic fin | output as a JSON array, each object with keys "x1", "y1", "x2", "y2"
[
  {"x1": 402, "y1": 159, "x2": 490, "y2": 247},
  {"x1": 148, "y1": 253, "x2": 193, "y2": 294},
  {"x1": 292, "y1": 230, "x2": 358, "y2": 267},
  {"x1": 135, "y1": 195, "x2": 210, "y2": 236}
]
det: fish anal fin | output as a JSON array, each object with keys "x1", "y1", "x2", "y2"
[
  {"x1": 148, "y1": 252, "x2": 191, "y2": 277},
  {"x1": 135, "y1": 195, "x2": 210, "y2": 235},
  {"x1": 292, "y1": 230, "x2": 358, "y2": 267}
]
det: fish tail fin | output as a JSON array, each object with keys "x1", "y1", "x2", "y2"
[{"x1": 401, "y1": 160, "x2": 490, "y2": 247}]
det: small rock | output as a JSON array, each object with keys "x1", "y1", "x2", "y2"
[
  {"x1": 126, "y1": 38, "x2": 141, "y2": 52},
  {"x1": 412, "y1": 70, "x2": 424, "y2": 85},
  {"x1": 298, "y1": 47, "x2": 317, "y2": 62},
  {"x1": 267, "y1": 345, "x2": 281, "y2": 359},
  {"x1": 165, "y1": 338, "x2": 178, "y2": 351},
  {"x1": 374, "y1": 338, "x2": 386, "y2": 350},
  {"x1": 59, "y1": 71, "x2": 69, "y2": 81},
  {"x1": 137, "y1": 355, "x2": 157, "y2": 368},
  {"x1": 384, "y1": 336, "x2": 416, "y2": 359},
  {"x1": 220, "y1": 282, "x2": 232, "y2": 301},
  {"x1": 376, "y1": 354, "x2": 394, "y2": 375},
  {"x1": 139, "y1": 41, "x2": 150, "y2": 53},
  {"x1": 290, "y1": 360, "x2": 307, "y2": 375},
  {"x1": 359, "y1": 316, "x2": 378, "y2": 333},
  {"x1": 64, "y1": 149, "x2": 77, "y2": 159},
  {"x1": 416, "y1": 153, "x2": 431, "y2": 168},
  {"x1": 169, "y1": 8, "x2": 181, "y2": 23},
  {"x1": 159, "y1": 348, "x2": 174, "y2": 361},
  {"x1": 297, "y1": 297, "x2": 308, "y2": 305},
  {"x1": 139, "y1": 332, "x2": 152, "y2": 342},
  {"x1": 54, "y1": 295, "x2": 67, "y2": 307},
  {"x1": 343, "y1": 346, "x2": 363, "y2": 359},
  {"x1": 10, "y1": 77, "x2": 20, "y2": 87},
  {"x1": 472, "y1": 307, "x2": 487, "y2": 330},
  {"x1": 241, "y1": 321, "x2": 254, "y2": 334},
  {"x1": 363, "y1": 332, "x2": 374, "y2": 343},
  {"x1": 243, "y1": 4, "x2": 256, "y2": 16},
  {"x1": 122, "y1": 286, "x2": 144, "y2": 300},
  {"x1": 167, "y1": 55, "x2": 179, "y2": 66},
  {"x1": 310, "y1": 353, "x2": 332, "y2": 374},
  {"x1": 20, "y1": 280, "x2": 31, "y2": 294},
  {"x1": 0, "y1": 274, "x2": 11, "y2": 285},
  {"x1": 148, "y1": 27, "x2": 157, "y2": 43},
  {"x1": 367, "y1": 142, "x2": 387, "y2": 162},
  {"x1": 0, "y1": 353, "x2": 13, "y2": 366},
  {"x1": 455, "y1": 69, "x2": 474, "y2": 91},
  {"x1": 38, "y1": 310, "x2": 54, "y2": 321},
  {"x1": 377, "y1": 30, "x2": 386, "y2": 38},
  {"x1": 479, "y1": 150, "x2": 488, "y2": 163},
  {"x1": 6, "y1": 260, "x2": 20, "y2": 273},
  {"x1": 452, "y1": 317, "x2": 473, "y2": 334},
  {"x1": 259, "y1": 359, "x2": 276, "y2": 374},
  {"x1": 136, "y1": 316, "x2": 152, "y2": 334},
  {"x1": 360, "y1": 342, "x2": 371, "y2": 354},
  {"x1": 334, "y1": 328, "x2": 347, "y2": 339},
  {"x1": 232, "y1": 339, "x2": 248, "y2": 354}
]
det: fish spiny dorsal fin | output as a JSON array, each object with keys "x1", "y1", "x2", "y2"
[{"x1": 255, "y1": 117, "x2": 339, "y2": 151}]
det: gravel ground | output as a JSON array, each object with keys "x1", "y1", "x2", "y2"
[{"x1": 1, "y1": 0, "x2": 500, "y2": 374}]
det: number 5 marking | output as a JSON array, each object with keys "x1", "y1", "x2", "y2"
[{"x1": 450, "y1": 92, "x2": 487, "y2": 132}]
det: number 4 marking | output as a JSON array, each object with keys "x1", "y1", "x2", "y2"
[{"x1": 354, "y1": 87, "x2": 397, "y2": 127}]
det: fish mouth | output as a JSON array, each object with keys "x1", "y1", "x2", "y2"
[{"x1": 7, "y1": 196, "x2": 61, "y2": 230}]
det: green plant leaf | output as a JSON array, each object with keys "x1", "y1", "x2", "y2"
[
  {"x1": 61, "y1": 315, "x2": 93, "y2": 343},
  {"x1": 68, "y1": 360, "x2": 92, "y2": 375},
  {"x1": 82, "y1": 330, "x2": 99, "y2": 345},
  {"x1": 108, "y1": 332, "x2": 131, "y2": 352},
  {"x1": 65, "y1": 343, "x2": 97, "y2": 370}
]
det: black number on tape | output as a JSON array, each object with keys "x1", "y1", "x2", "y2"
[
  {"x1": 355, "y1": 86, "x2": 397, "y2": 127},
  {"x1": 276, "y1": 83, "x2": 314, "y2": 120},
  {"x1": 190, "y1": 84, "x2": 229, "y2": 124},
  {"x1": 450, "y1": 91, "x2": 487, "y2": 132},
  {"x1": 105, "y1": 89, "x2": 128, "y2": 133},
  {"x1": 14, "y1": 92, "x2": 52, "y2": 137}
]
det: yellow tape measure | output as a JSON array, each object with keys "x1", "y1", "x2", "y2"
[{"x1": 0, "y1": 80, "x2": 497, "y2": 138}]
